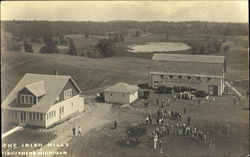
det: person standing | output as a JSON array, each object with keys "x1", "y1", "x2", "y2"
[
  {"x1": 153, "y1": 134, "x2": 158, "y2": 149},
  {"x1": 72, "y1": 126, "x2": 76, "y2": 137},
  {"x1": 146, "y1": 116, "x2": 149, "y2": 125},
  {"x1": 159, "y1": 139, "x2": 163, "y2": 153},
  {"x1": 149, "y1": 115, "x2": 152, "y2": 125},
  {"x1": 174, "y1": 95, "x2": 177, "y2": 102},
  {"x1": 78, "y1": 126, "x2": 82, "y2": 136},
  {"x1": 226, "y1": 123, "x2": 230, "y2": 136},
  {"x1": 114, "y1": 119, "x2": 117, "y2": 129},
  {"x1": 183, "y1": 107, "x2": 187, "y2": 114}
]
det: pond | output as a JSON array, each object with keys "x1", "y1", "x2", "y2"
[{"x1": 127, "y1": 42, "x2": 191, "y2": 53}]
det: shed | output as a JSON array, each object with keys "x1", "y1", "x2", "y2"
[{"x1": 103, "y1": 82, "x2": 139, "y2": 104}]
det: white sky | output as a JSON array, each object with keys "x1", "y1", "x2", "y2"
[{"x1": 1, "y1": 1, "x2": 248, "y2": 22}]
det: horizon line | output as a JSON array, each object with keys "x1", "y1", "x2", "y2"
[{"x1": 1, "y1": 19, "x2": 248, "y2": 24}]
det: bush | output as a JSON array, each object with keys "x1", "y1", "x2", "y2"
[
  {"x1": 4, "y1": 40, "x2": 22, "y2": 51},
  {"x1": 23, "y1": 42, "x2": 33, "y2": 52}
]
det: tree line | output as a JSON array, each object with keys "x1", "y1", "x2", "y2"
[{"x1": 2, "y1": 20, "x2": 248, "y2": 40}]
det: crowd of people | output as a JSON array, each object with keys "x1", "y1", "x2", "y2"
[
  {"x1": 142, "y1": 93, "x2": 217, "y2": 154},
  {"x1": 151, "y1": 122, "x2": 216, "y2": 152}
]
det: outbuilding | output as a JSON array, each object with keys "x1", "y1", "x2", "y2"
[
  {"x1": 103, "y1": 82, "x2": 139, "y2": 104},
  {"x1": 149, "y1": 54, "x2": 226, "y2": 96}
]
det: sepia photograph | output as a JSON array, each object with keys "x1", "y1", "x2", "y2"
[{"x1": 1, "y1": 1, "x2": 249, "y2": 157}]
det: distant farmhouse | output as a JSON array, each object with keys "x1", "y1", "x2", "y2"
[
  {"x1": 127, "y1": 29, "x2": 143, "y2": 37},
  {"x1": 103, "y1": 82, "x2": 139, "y2": 104},
  {"x1": 149, "y1": 54, "x2": 226, "y2": 96},
  {"x1": 1, "y1": 73, "x2": 84, "y2": 128}
]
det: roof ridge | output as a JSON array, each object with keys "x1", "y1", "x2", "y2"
[{"x1": 25, "y1": 80, "x2": 44, "y2": 87}]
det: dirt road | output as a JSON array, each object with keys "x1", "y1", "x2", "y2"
[{"x1": 29, "y1": 102, "x2": 113, "y2": 157}]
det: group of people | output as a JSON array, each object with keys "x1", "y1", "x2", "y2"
[
  {"x1": 156, "y1": 97, "x2": 172, "y2": 107},
  {"x1": 157, "y1": 109, "x2": 184, "y2": 121},
  {"x1": 72, "y1": 126, "x2": 82, "y2": 137},
  {"x1": 144, "y1": 107, "x2": 192, "y2": 126},
  {"x1": 151, "y1": 123, "x2": 215, "y2": 149}
]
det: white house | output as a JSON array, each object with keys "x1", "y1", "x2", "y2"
[
  {"x1": 103, "y1": 82, "x2": 139, "y2": 104},
  {"x1": 1, "y1": 73, "x2": 84, "y2": 128}
]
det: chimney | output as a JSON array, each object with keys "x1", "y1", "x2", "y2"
[{"x1": 54, "y1": 70, "x2": 58, "y2": 75}]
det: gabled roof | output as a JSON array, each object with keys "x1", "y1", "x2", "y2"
[
  {"x1": 23, "y1": 81, "x2": 46, "y2": 97},
  {"x1": 152, "y1": 54, "x2": 225, "y2": 64},
  {"x1": 2, "y1": 73, "x2": 82, "y2": 113},
  {"x1": 103, "y1": 82, "x2": 139, "y2": 94},
  {"x1": 151, "y1": 54, "x2": 226, "y2": 76}
]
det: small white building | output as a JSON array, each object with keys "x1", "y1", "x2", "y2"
[
  {"x1": 103, "y1": 82, "x2": 139, "y2": 104},
  {"x1": 1, "y1": 73, "x2": 84, "y2": 128}
]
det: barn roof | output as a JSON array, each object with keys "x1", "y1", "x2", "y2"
[
  {"x1": 103, "y1": 82, "x2": 139, "y2": 94},
  {"x1": 152, "y1": 54, "x2": 225, "y2": 64},
  {"x1": 2, "y1": 73, "x2": 81, "y2": 113},
  {"x1": 151, "y1": 54, "x2": 226, "y2": 76}
]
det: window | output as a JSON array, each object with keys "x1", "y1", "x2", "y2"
[
  {"x1": 20, "y1": 94, "x2": 34, "y2": 104},
  {"x1": 169, "y1": 75, "x2": 173, "y2": 79},
  {"x1": 54, "y1": 111, "x2": 56, "y2": 117},
  {"x1": 122, "y1": 94, "x2": 125, "y2": 97},
  {"x1": 21, "y1": 96, "x2": 24, "y2": 103},
  {"x1": 59, "y1": 107, "x2": 64, "y2": 115},
  {"x1": 64, "y1": 89, "x2": 72, "y2": 99},
  {"x1": 178, "y1": 76, "x2": 182, "y2": 79},
  {"x1": 29, "y1": 113, "x2": 32, "y2": 120},
  {"x1": 197, "y1": 77, "x2": 201, "y2": 81},
  {"x1": 47, "y1": 114, "x2": 49, "y2": 120},
  {"x1": 110, "y1": 93, "x2": 112, "y2": 96},
  {"x1": 71, "y1": 102, "x2": 73, "y2": 107},
  {"x1": 33, "y1": 113, "x2": 36, "y2": 119},
  {"x1": 188, "y1": 76, "x2": 191, "y2": 80},
  {"x1": 15, "y1": 112, "x2": 17, "y2": 119},
  {"x1": 207, "y1": 77, "x2": 211, "y2": 81},
  {"x1": 40, "y1": 114, "x2": 43, "y2": 120},
  {"x1": 37, "y1": 113, "x2": 39, "y2": 120},
  {"x1": 160, "y1": 75, "x2": 164, "y2": 78}
]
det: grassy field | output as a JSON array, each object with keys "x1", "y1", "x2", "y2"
[{"x1": 56, "y1": 91, "x2": 249, "y2": 157}]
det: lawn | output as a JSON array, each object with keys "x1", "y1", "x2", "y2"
[{"x1": 56, "y1": 91, "x2": 249, "y2": 157}]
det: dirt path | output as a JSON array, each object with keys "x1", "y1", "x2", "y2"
[{"x1": 29, "y1": 102, "x2": 113, "y2": 157}]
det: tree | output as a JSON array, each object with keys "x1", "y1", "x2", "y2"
[
  {"x1": 39, "y1": 35, "x2": 59, "y2": 54},
  {"x1": 223, "y1": 45, "x2": 230, "y2": 51},
  {"x1": 119, "y1": 34, "x2": 124, "y2": 42},
  {"x1": 68, "y1": 38, "x2": 77, "y2": 55},
  {"x1": 85, "y1": 33, "x2": 89, "y2": 39},
  {"x1": 199, "y1": 46, "x2": 205, "y2": 54},
  {"x1": 135, "y1": 30, "x2": 140, "y2": 37},
  {"x1": 23, "y1": 42, "x2": 33, "y2": 52},
  {"x1": 96, "y1": 39, "x2": 116, "y2": 57},
  {"x1": 213, "y1": 40, "x2": 222, "y2": 53}
]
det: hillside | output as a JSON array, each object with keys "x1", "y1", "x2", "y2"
[
  {"x1": 1, "y1": 51, "x2": 151, "y2": 99},
  {"x1": 1, "y1": 36, "x2": 248, "y2": 101}
]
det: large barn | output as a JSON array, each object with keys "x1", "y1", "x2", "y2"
[
  {"x1": 1, "y1": 73, "x2": 84, "y2": 128},
  {"x1": 103, "y1": 82, "x2": 139, "y2": 104},
  {"x1": 149, "y1": 54, "x2": 226, "y2": 96}
]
